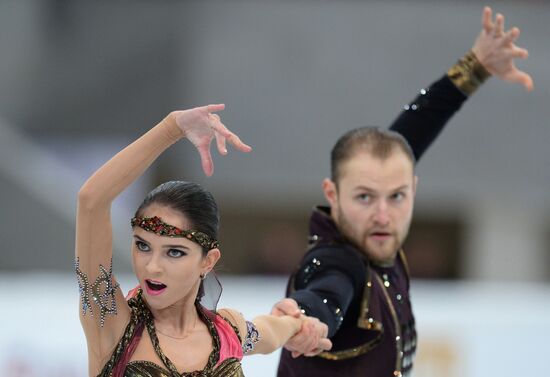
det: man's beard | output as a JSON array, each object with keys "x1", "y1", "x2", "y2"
[{"x1": 336, "y1": 207, "x2": 409, "y2": 263}]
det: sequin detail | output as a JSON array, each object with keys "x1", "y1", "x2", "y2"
[
  {"x1": 75, "y1": 257, "x2": 119, "y2": 327},
  {"x1": 242, "y1": 321, "x2": 260, "y2": 354},
  {"x1": 75, "y1": 258, "x2": 92, "y2": 316},
  {"x1": 301, "y1": 257, "x2": 322, "y2": 285},
  {"x1": 322, "y1": 297, "x2": 344, "y2": 331},
  {"x1": 131, "y1": 216, "x2": 219, "y2": 250},
  {"x1": 404, "y1": 88, "x2": 429, "y2": 112}
]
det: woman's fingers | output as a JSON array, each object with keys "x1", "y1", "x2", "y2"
[
  {"x1": 208, "y1": 114, "x2": 253, "y2": 154},
  {"x1": 206, "y1": 103, "x2": 225, "y2": 113},
  {"x1": 197, "y1": 144, "x2": 214, "y2": 177},
  {"x1": 215, "y1": 133, "x2": 228, "y2": 155},
  {"x1": 227, "y1": 133, "x2": 252, "y2": 152},
  {"x1": 179, "y1": 104, "x2": 252, "y2": 176},
  {"x1": 210, "y1": 114, "x2": 228, "y2": 155}
]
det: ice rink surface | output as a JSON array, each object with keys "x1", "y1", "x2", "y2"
[{"x1": 1, "y1": 273, "x2": 549, "y2": 377}]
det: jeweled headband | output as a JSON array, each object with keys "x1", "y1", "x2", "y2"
[{"x1": 131, "y1": 216, "x2": 220, "y2": 250}]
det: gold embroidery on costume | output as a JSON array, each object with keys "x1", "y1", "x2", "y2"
[
  {"x1": 317, "y1": 250, "x2": 412, "y2": 364},
  {"x1": 75, "y1": 257, "x2": 119, "y2": 327},
  {"x1": 374, "y1": 273, "x2": 403, "y2": 375},
  {"x1": 447, "y1": 50, "x2": 491, "y2": 96},
  {"x1": 316, "y1": 268, "x2": 384, "y2": 361},
  {"x1": 97, "y1": 290, "x2": 245, "y2": 377}
]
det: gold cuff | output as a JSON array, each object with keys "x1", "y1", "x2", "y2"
[{"x1": 447, "y1": 50, "x2": 491, "y2": 96}]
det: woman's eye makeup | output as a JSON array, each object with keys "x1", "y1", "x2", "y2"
[
  {"x1": 134, "y1": 237, "x2": 187, "y2": 257},
  {"x1": 167, "y1": 249, "x2": 186, "y2": 258},
  {"x1": 135, "y1": 240, "x2": 150, "y2": 251}
]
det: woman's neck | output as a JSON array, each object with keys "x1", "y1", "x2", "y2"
[{"x1": 150, "y1": 296, "x2": 201, "y2": 337}]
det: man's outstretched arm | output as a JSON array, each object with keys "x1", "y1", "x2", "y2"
[{"x1": 391, "y1": 6, "x2": 532, "y2": 162}]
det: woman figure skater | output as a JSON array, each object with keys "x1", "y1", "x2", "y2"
[{"x1": 75, "y1": 105, "x2": 332, "y2": 376}]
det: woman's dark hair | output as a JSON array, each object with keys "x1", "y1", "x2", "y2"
[{"x1": 134, "y1": 181, "x2": 219, "y2": 255}]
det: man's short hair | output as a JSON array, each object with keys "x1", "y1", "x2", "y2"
[{"x1": 330, "y1": 127, "x2": 416, "y2": 183}]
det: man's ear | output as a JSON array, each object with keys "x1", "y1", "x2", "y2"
[
  {"x1": 202, "y1": 248, "x2": 221, "y2": 275},
  {"x1": 322, "y1": 178, "x2": 338, "y2": 208}
]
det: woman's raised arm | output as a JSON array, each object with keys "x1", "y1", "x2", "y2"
[{"x1": 75, "y1": 105, "x2": 251, "y2": 374}]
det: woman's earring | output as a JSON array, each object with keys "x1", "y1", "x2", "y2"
[{"x1": 200, "y1": 273, "x2": 206, "y2": 280}]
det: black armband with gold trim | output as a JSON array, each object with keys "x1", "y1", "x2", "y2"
[{"x1": 447, "y1": 50, "x2": 491, "y2": 96}]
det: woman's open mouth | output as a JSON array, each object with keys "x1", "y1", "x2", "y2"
[{"x1": 145, "y1": 279, "x2": 167, "y2": 296}]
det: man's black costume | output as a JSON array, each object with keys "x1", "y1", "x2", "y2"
[{"x1": 277, "y1": 51, "x2": 490, "y2": 377}]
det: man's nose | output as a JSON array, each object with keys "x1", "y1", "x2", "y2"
[{"x1": 373, "y1": 201, "x2": 390, "y2": 225}]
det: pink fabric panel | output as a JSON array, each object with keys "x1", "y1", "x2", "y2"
[{"x1": 213, "y1": 315, "x2": 244, "y2": 366}]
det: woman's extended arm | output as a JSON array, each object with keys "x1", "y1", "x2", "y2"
[
  {"x1": 247, "y1": 315, "x2": 303, "y2": 355},
  {"x1": 219, "y1": 308, "x2": 332, "y2": 356}
]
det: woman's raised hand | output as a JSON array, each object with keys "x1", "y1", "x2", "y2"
[{"x1": 171, "y1": 104, "x2": 252, "y2": 176}]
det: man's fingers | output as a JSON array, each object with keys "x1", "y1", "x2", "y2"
[
  {"x1": 273, "y1": 299, "x2": 301, "y2": 317},
  {"x1": 494, "y1": 13, "x2": 505, "y2": 36},
  {"x1": 515, "y1": 71, "x2": 534, "y2": 91},
  {"x1": 510, "y1": 45, "x2": 529, "y2": 59},
  {"x1": 482, "y1": 6, "x2": 493, "y2": 33},
  {"x1": 271, "y1": 307, "x2": 285, "y2": 316},
  {"x1": 303, "y1": 339, "x2": 333, "y2": 357},
  {"x1": 503, "y1": 27, "x2": 520, "y2": 45},
  {"x1": 318, "y1": 322, "x2": 329, "y2": 339},
  {"x1": 289, "y1": 335, "x2": 313, "y2": 353},
  {"x1": 318, "y1": 338, "x2": 332, "y2": 351},
  {"x1": 505, "y1": 69, "x2": 533, "y2": 91},
  {"x1": 291, "y1": 325, "x2": 316, "y2": 351},
  {"x1": 309, "y1": 318, "x2": 328, "y2": 338}
]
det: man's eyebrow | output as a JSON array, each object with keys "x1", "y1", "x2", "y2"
[
  {"x1": 352, "y1": 185, "x2": 377, "y2": 192},
  {"x1": 352, "y1": 184, "x2": 410, "y2": 192},
  {"x1": 391, "y1": 185, "x2": 410, "y2": 192}
]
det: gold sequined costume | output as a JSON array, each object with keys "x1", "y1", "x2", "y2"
[{"x1": 98, "y1": 290, "x2": 245, "y2": 377}]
